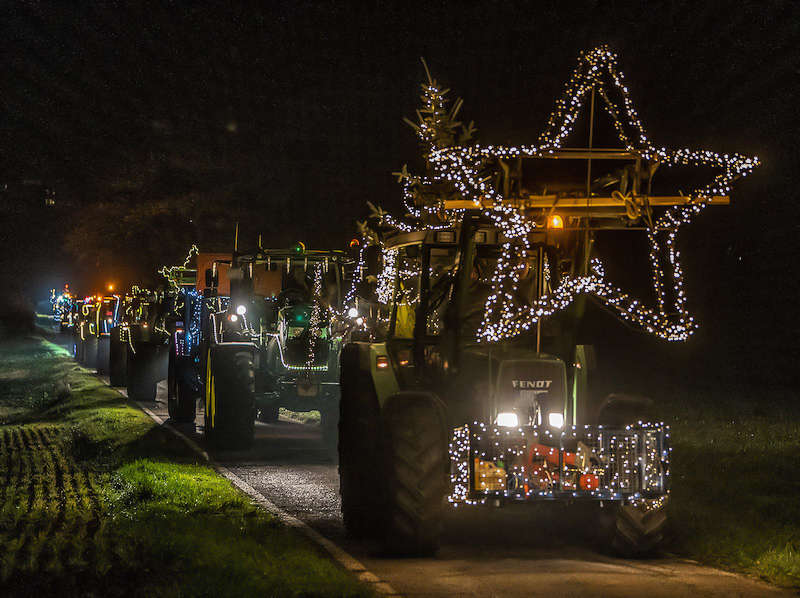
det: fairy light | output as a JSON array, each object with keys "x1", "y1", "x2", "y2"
[
  {"x1": 305, "y1": 263, "x2": 323, "y2": 373},
  {"x1": 382, "y1": 45, "x2": 758, "y2": 343},
  {"x1": 448, "y1": 422, "x2": 669, "y2": 506}
]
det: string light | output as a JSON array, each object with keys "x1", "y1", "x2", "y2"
[
  {"x1": 385, "y1": 45, "x2": 759, "y2": 343},
  {"x1": 449, "y1": 422, "x2": 669, "y2": 505}
]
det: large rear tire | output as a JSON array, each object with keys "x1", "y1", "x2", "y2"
[
  {"x1": 338, "y1": 345, "x2": 382, "y2": 540},
  {"x1": 84, "y1": 336, "x2": 99, "y2": 370},
  {"x1": 380, "y1": 393, "x2": 448, "y2": 556},
  {"x1": 109, "y1": 329, "x2": 127, "y2": 387},
  {"x1": 610, "y1": 500, "x2": 668, "y2": 557},
  {"x1": 167, "y1": 350, "x2": 197, "y2": 423},
  {"x1": 96, "y1": 337, "x2": 110, "y2": 375},
  {"x1": 127, "y1": 344, "x2": 158, "y2": 402},
  {"x1": 204, "y1": 348, "x2": 255, "y2": 450}
]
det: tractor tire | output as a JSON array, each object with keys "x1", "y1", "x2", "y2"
[
  {"x1": 204, "y1": 348, "x2": 255, "y2": 450},
  {"x1": 127, "y1": 344, "x2": 158, "y2": 402},
  {"x1": 167, "y1": 351, "x2": 197, "y2": 423},
  {"x1": 84, "y1": 336, "x2": 99, "y2": 370},
  {"x1": 96, "y1": 337, "x2": 110, "y2": 375},
  {"x1": 380, "y1": 392, "x2": 449, "y2": 556},
  {"x1": 610, "y1": 501, "x2": 668, "y2": 557},
  {"x1": 256, "y1": 405, "x2": 279, "y2": 422},
  {"x1": 338, "y1": 345, "x2": 383, "y2": 540},
  {"x1": 109, "y1": 330, "x2": 127, "y2": 387}
]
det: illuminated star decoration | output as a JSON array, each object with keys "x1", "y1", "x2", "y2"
[{"x1": 401, "y1": 45, "x2": 759, "y2": 342}]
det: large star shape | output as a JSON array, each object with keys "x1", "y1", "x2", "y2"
[{"x1": 414, "y1": 46, "x2": 760, "y2": 342}]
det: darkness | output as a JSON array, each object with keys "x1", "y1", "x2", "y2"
[{"x1": 1, "y1": 1, "x2": 798, "y2": 388}]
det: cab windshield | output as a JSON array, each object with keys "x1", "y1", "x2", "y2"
[{"x1": 389, "y1": 243, "x2": 545, "y2": 341}]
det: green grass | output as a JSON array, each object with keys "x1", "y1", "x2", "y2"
[
  {"x1": 0, "y1": 334, "x2": 370, "y2": 597},
  {"x1": 655, "y1": 387, "x2": 800, "y2": 588},
  {"x1": 280, "y1": 408, "x2": 321, "y2": 425}
]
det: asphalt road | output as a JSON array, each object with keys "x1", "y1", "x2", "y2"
[{"x1": 129, "y1": 380, "x2": 790, "y2": 598}]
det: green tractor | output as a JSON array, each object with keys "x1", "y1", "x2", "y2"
[
  {"x1": 337, "y1": 49, "x2": 757, "y2": 556},
  {"x1": 195, "y1": 243, "x2": 352, "y2": 450}
]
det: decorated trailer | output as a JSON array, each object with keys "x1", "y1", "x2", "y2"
[{"x1": 337, "y1": 47, "x2": 758, "y2": 557}]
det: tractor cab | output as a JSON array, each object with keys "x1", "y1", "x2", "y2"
[{"x1": 380, "y1": 212, "x2": 580, "y2": 431}]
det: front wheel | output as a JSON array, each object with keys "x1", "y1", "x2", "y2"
[
  {"x1": 609, "y1": 500, "x2": 668, "y2": 557},
  {"x1": 204, "y1": 348, "x2": 255, "y2": 450}
]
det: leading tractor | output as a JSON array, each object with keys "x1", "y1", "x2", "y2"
[{"x1": 337, "y1": 48, "x2": 757, "y2": 556}]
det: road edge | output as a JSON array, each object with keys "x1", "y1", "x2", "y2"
[{"x1": 133, "y1": 400, "x2": 401, "y2": 597}]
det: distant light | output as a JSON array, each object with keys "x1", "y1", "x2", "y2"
[
  {"x1": 107, "y1": 284, "x2": 114, "y2": 291},
  {"x1": 356, "y1": 317, "x2": 364, "y2": 326},
  {"x1": 347, "y1": 307, "x2": 359, "y2": 318},
  {"x1": 549, "y1": 214, "x2": 564, "y2": 229},
  {"x1": 236, "y1": 304, "x2": 247, "y2": 315},
  {"x1": 229, "y1": 314, "x2": 238, "y2": 323}
]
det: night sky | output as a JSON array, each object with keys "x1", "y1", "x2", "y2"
[{"x1": 1, "y1": 1, "x2": 798, "y2": 387}]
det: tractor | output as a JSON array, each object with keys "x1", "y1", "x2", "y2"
[
  {"x1": 169, "y1": 243, "x2": 352, "y2": 450},
  {"x1": 50, "y1": 285, "x2": 74, "y2": 332},
  {"x1": 72, "y1": 294, "x2": 119, "y2": 371},
  {"x1": 108, "y1": 286, "x2": 170, "y2": 401},
  {"x1": 336, "y1": 48, "x2": 757, "y2": 557}
]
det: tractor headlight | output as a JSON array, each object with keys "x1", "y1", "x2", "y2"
[
  {"x1": 548, "y1": 412, "x2": 564, "y2": 429},
  {"x1": 496, "y1": 412, "x2": 519, "y2": 428},
  {"x1": 236, "y1": 304, "x2": 247, "y2": 315}
]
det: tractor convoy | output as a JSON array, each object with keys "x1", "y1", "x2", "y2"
[{"x1": 55, "y1": 47, "x2": 758, "y2": 558}]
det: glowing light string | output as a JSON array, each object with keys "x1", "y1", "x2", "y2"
[{"x1": 397, "y1": 45, "x2": 759, "y2": 342}]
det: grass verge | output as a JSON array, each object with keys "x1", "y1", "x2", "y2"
[
  {"x1": 0, "y1": 334, "x2": 370, "y2": 597},
  {"x1": 656, "y1": 385, "x2": 800, "y2": 588}
]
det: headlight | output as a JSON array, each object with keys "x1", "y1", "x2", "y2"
[
  {"x1": 236, "y1": 304, "x2": 247, "y2": 315},
  {"x1": 496, "y1": 412, "x2": 519, "y2": 428},
  {"x1": 548, "y1": 412, "x2": 564, "y2": 429},
  {"x1": 347, "y1": 307, "x2": 359, "y2": 318},
  {"x1": 228, "y1": 314, "x2": 239, "y2": 323}
]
